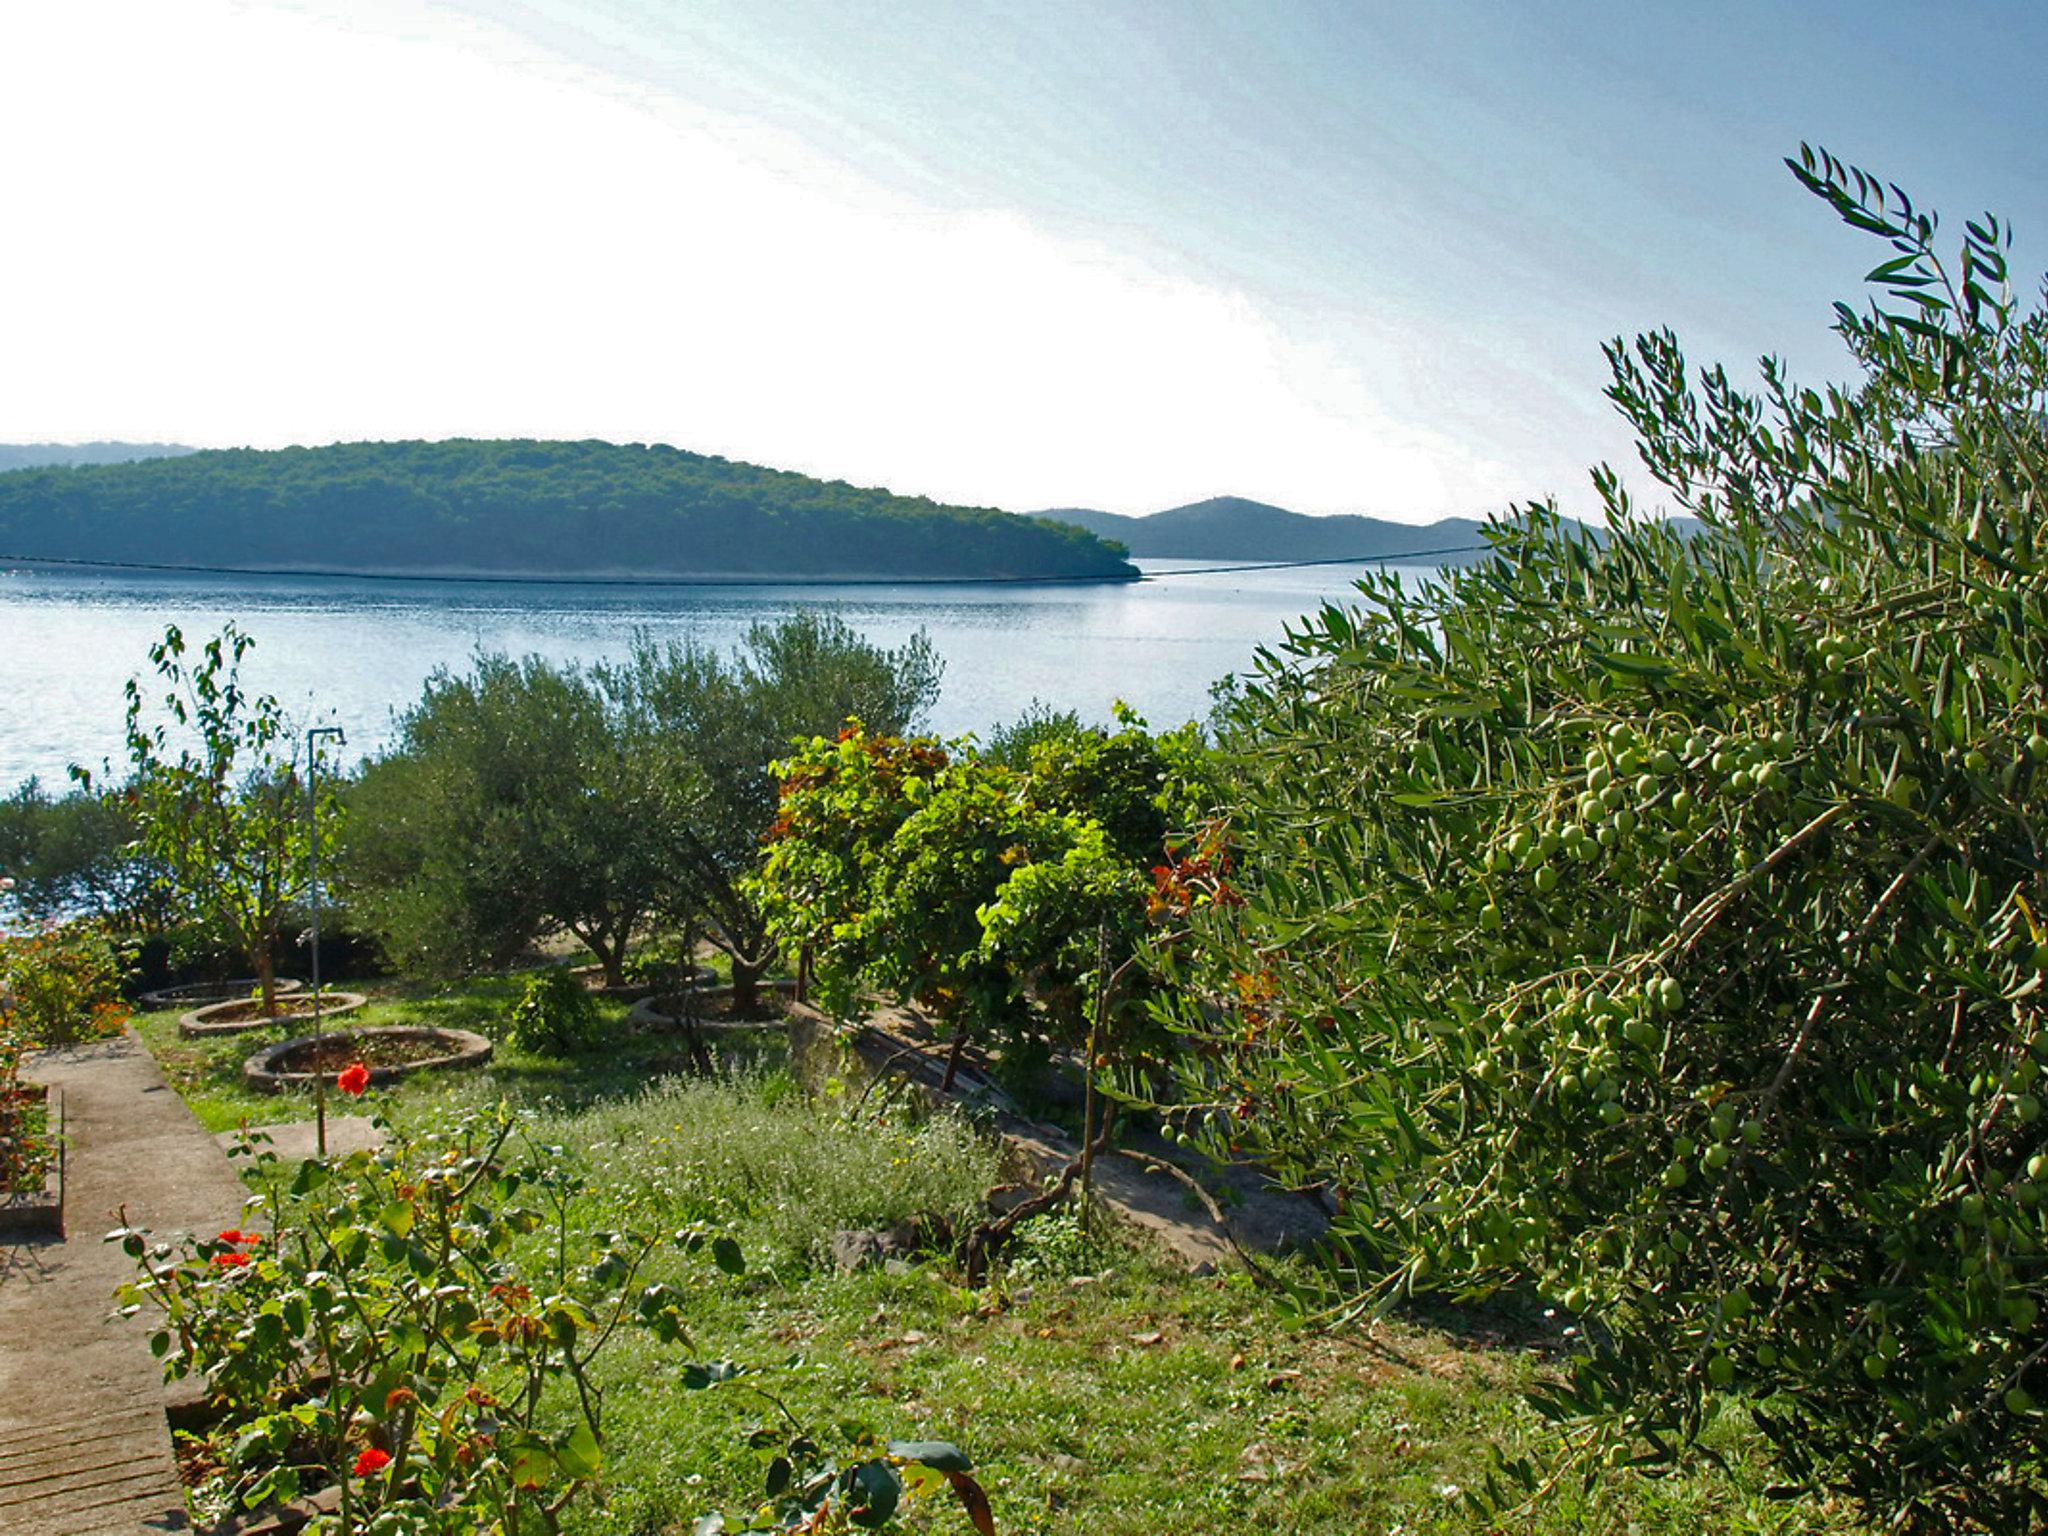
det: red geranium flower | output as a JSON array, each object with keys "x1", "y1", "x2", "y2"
[
  {"x1": 336, "y1": 1062, "x2": 371, "y2": 1097},
  {"x1": 209, "y1": 1251, "x2": 251, "y2": 1268},
  {"x1": 352, "y1": 1447, "x2": 392, "y2": 1478}
]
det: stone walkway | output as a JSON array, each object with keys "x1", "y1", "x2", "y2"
[{"x1": 1, "y1": 1030, "x2": 251, "y2": 1536}]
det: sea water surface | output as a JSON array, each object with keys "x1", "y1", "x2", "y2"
[{"x1": 0, "y1": 558, "x2": 1432, "y2": 788}]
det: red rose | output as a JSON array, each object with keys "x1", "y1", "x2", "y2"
[
  {"x1": 352, "y1": 1447, "x2": 392, "y2": 1478},
  {"x1": 215, "y1": 1229, "x2": 260, "y2": 1245},
  {"x1": 336, "y1": 1062, "x2": 371, "y2": 1097},
  {"x1": 209, "y1": 1251, "x2": 251, "y2": 1269}
]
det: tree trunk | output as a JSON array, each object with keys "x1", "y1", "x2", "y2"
[
  {"x1": 730, "y1": 955, "x2": 761, "y2": 1017},
  {"x1": 569, "y1": 933, "x2": 622, "y2": 991},
  {"x1": 257, "y1": 943, "x2": 278, "y2": 1018},
  {"x1": 941, "y1": 1030, "x2": 968, "y2": 1093}
]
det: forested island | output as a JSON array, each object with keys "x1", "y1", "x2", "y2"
[{"x1": 0, "y1": 438, "x2": 1135, "y2": 581}]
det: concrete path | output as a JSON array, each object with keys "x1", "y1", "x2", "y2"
[
  {"x1": 214, "y1": 1115, "x2": 382, "y2": 1162},
  {"x1": 1, "y1": 1030, "x2": 251, "y2": 1536}
]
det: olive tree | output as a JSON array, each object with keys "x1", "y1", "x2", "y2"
[
  {"x1": 1159, "y1": 148, "x2": 2048, "y2": 1531},
  {"x1": 341, "y1": 655, "x2": 663, "y2": 985},
  {"x1": 597, "y1": 612, "x2": 941, "y2": 1012}
]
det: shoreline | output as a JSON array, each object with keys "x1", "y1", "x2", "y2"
[{"x1": 0, "y1": 553, "x2": 1144, "y2": 589}]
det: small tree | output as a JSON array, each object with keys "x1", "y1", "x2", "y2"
[
  {"x1": 341, "y1": 656, "x2": 662, "y2": 986},
  {"x1": 599, "y1": 613, "x2": 942, "y2": 1013},
  {"x1": 93, "y1": 624, "x2": 324, "y2": 1015},
  {"x1": 760, "y1": 712, "x2": 1213, "y2": 1086}
]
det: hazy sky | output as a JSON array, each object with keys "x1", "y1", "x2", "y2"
[{"x1": 3, "y1": 1, "x2": 2044, "y2": 517}]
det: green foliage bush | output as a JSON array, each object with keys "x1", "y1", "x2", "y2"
[
  {"x1": 1160, "y1": 149, "x2": 2048, "y2": 1530},
  {"x1": 0, "y1": 778, "x2": 154, "y2": 922},
  {"x1": 114, "y1": 1105, "x2": 730, "y2": 1535},
  {"x1": 505, "y1": 967, "x2": 603, "y2": 1056},
  {"x1": 0, "y1": 918, "x2": 130, "y2": 1045},
  {"x1": 759, "y1": 712, "x2": 1213, "y2": 1064},
  {"x1": 544, "y1": 1071, "x2": 999, "y2": 1270}
]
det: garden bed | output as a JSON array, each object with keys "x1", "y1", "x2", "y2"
[
  {"x1": 0, "y1": 1082, "x2": 63, "y2": 1237},
  {"x1": 180, "y1": 991, "x2": 367, "y2": 1039},
  {"x1": 627, "y1": 980, "x2": 793, "y2": 1033},
  {"x1": 140, "y1": 976, "x2": 304, "y2": 1011},
  {"x1": 243, "y1": 1025, "x2": 492, "y2": 1094}
]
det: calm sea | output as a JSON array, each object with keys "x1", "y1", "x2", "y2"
[{"x1": 0, "y1": 558, "x2": 1431, "y2": 788}]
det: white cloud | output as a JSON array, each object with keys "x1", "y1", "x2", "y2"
[{"x1": 0, "y1": 0, "x2": 1514, "y2": 516}]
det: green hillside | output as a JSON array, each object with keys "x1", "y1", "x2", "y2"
[
  {"x1": 0, "y1": 439, "x2": 1135, "y2": 581},
  {"x1": 1034, "y1": 496, "x2": 1495, "y2": 562}
]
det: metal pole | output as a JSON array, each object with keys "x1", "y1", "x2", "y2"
[{"x1": 305, "y1": 726, "x2": 346, "y2": 1157}]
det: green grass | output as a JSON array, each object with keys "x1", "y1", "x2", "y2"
[
  {"x1": 132, "y1": 972, "x2": 782, "y2": 1135},
  {"x1": 533, "y1": 1079, "x2": 1863, "y2": 1536},
  {"x1": 135, "y1": 981, "x2": 1866, "y2": 1535}
]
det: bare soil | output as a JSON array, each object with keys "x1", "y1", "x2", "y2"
[
  {"x1": 193, "y1": 997, "x2": 357, "y2": 1026},
  {"x1": 274, "y1": 1034, "x2": 462, "y2": 1073}
]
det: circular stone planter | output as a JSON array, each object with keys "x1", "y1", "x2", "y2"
[
  {"x1": 180, "y1": 991, "x2": 368, "y2": 1039},
  {"x1": 627, "y1": 980, "x2": 795, "y2": 1034},
  {"x1": 244, "y1": 1025, "x2": 493, "y2": 1094},
  {"x1": 142, "y1": 976, "x2": 304, "y2": 1011}
]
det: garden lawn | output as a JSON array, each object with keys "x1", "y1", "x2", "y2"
[
  {"x1": 519, "y1": 1081, "x2": 1866, "y2": 1536},
  {"x1": 130, "y1": 971, "x2": 775, "y2": 1134},
  {"x1": 135, "y1": 999, "x2": 1866, "y2": 1535}
]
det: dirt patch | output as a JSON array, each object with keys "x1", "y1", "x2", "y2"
[
  {"x1": 243, "y1": 1025, "x2": 492, "y2": 1093},
  {"x1": 276, "y1": 1034, "x2": 458, "y2": 1072},
  {"x1": 180, "y1": 992, "x2": 367, "y2": 1039}
]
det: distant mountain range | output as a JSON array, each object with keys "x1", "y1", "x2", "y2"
[
  {"x1": 1031, "y1": 496, "x2": 1496, "y2": 564},
  {"x1": 0, "y1": 442, "x2": 196, "y2": 472}
]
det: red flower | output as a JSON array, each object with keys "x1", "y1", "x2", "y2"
[
  {"x1": 336, "y1": 1062, "x2": 371, "y2": 1097},
  {"x1": 209, "y1": 1251, "x2": 251, "y2": 1269},
  {"x1": 352, "y1": 1447, "x2": 392, "y2": 1478},
  {"x1": 215, "y1": 1229, "x2": 260, "y2": 1245}
]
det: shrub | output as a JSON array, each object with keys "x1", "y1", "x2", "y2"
[
  {"x1": 1160, "y1": 149, "x2": 2048, "y2": 1530},
  {"x1": 760, "y1": 714, "x2": 1213, "y2": 1070},
  {"x1": 113, "y1": 1106, "x2": 730, "y2": 1536},
  {"x1": 542, "y1": 1071, "x2": 1000, "y2": 1270},
  {"x1": 0, "y1": 1009, "x2": 50, "y2": 1192},
  {"x1": 505, "y1": 967, "x2": 602, "y2": 1056},
  {"x1": 0, "y1": 918, "x2": 130, "y2": 1045}
]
